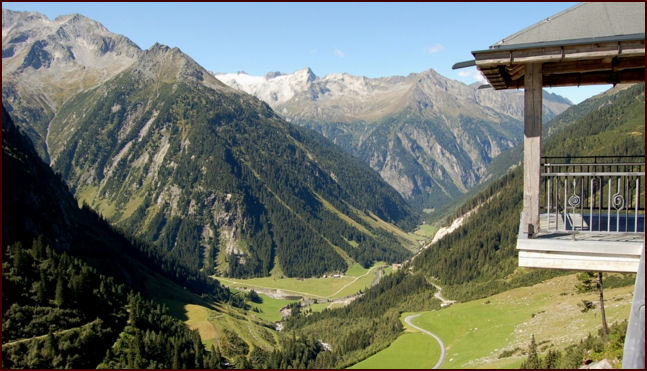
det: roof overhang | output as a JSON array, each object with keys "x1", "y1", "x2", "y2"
[{"x1": 463, "y1": 34, "x2": 645, "y2": 90}]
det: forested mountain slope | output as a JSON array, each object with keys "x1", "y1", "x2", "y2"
[
  {"x1": 2, "y1": 106, "x2": 231, "y2": 368},
  {"x1": 47, "y1": 44, "x2": 415, "y2": 278}
]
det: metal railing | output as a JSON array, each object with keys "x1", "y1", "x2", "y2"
[{"x1": 541, "y1": 156, "x2": 645, "y2": 233}]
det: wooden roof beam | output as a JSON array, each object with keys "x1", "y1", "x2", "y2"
[
  {"x1": 543, "y1": 57, "x2": 645, "y2": 75},
  {"x1": 507, "y1": 64, "x2": 525, "y2": 81},
  {"x1": 474, "y1": 40, "x2": 645, "y2": 67},
  {"x1": 494, "y1": 69, "x2": 646, "y2": 89},
  {"x1": 543, "y1": 69, "x2": 645, "y2": 87}
]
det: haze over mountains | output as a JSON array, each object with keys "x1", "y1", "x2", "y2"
[
  {"x1": 2, "y1": 9, "x2": 416, "y2": 279},
  {"x1": 216, "y1": 69, "x2": 571, "y2": 209}
]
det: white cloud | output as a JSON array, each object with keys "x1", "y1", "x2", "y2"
[
  {"x1": 458, "y1": 68, "x2": 486, "y2": 84},
  {"x1": 334, "y1": 48, "x2": 345, "y2": 58},
  {"x1": 427, "y1": 44, "x2": 445, "y2": 55}
]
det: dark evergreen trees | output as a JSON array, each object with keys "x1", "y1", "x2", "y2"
[{"x1": 2, "y1": 106, "x2": 227, "y2": 368}]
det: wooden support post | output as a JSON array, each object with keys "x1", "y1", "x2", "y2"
[{"x1": 523, "y1": 63, "x2": 542, "y2": 237}]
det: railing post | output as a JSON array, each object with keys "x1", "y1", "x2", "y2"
[
  {"x1": 608, "y1": 178, "x2": 612, "y2": 232},
  {"x1": 622, "y1": 245, "x2": 645, "y2": 369},
  {"x1": 523, "y1": 63, "x2": 542, "y2": 237},
  {"x1": 636, "y1": 178, "x2": 640, "y2": 232}
]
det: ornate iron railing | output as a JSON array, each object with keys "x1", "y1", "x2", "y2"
[{"x1": 541, "y1": 156, "x2": 645, "y2": 233}]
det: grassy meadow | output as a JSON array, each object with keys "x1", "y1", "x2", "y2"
[
  {"x1": 349, "y1": 317, "x2": 442, "y2": 369},
  {"x1": 214, "y1": 261, "x2": 388, "y2": 300},
  {"x1": 143, "y1": 271, "x2": 281, "y2": 352},
  {"x1": 247, "y1": 293, "x2": 297, "y2": 322},
  {"x1": 350, "y1": 273, "x2": 634, "y2": 369}
]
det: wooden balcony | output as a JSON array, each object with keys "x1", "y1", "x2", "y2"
[{"x1": 517, "y1": 156, "x2": 645, "y2": 273}]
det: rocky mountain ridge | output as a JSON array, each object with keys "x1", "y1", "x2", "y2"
[{"x1": 217, "y1": 68, "x2": 570, "y2": 123}]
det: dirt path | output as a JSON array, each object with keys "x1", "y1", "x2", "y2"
[
  {"x1": 404, "y1": 314, "x2": 446, "y2": 369},
  {"x1": 2, "y1": 318, "x2": 102, "y2": 348}
]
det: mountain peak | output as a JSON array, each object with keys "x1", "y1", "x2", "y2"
[
  {"x1": 2, "y1": 8, "x2": 49, "y2": 26},
  {"x1": 295, "y1": 67, "x2": 317, "y2": 82},
  {"x1": 132, "y1": 42, "x2": 229, "y2": 92},
  {"x1": 148, "y1": 42, "x2": 180, "y2": 54},
  {"x1": 54, "y1": 12, "x2": 86, "y2": 23}
]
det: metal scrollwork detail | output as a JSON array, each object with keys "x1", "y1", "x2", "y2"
[
  {"x1": 612, "y1": 193, "x2": 625, "y2": 210},
  {"x1": 568, "y1": 194, "x2": 581, "y2": 208}
]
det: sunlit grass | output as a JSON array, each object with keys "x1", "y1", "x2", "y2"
[{"x1": 349, "y1": 274, "x2": 634, "y2": 369}]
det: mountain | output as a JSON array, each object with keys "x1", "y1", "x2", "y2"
[
  {"x1": 215, "y1": 68, "x2": 571, "y2": 210},
  {"x1": 2, "y1": 9, "x2": 418, "y2": 279},
  {"x1": 2, "y1": 103, "x2": 233, "y2": 299}
]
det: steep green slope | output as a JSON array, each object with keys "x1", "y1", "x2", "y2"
[
  {"x1": 2, "y1": 106, "x2": 231, "y2": 368},
  {"x1": 46, "y1": 45, "x2": 416, "y2": 278},
  {"x1": 543, "y1": 83, "x2": 644, "y2": 156}
]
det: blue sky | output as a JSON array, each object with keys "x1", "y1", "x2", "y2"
[{"x1": 3, "y1": 2, "x2": 612, "y2": 103}]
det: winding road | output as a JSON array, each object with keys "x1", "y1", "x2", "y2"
[
  {"x1": 404, "y1": 314, "x2": 446, "y2": 369},
  {"x1": 430, "y1": 281, "x2": 456, "y2": 307}
]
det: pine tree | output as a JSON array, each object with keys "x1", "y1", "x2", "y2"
[
  {"x1": 54, "y1": 276, "x2": 66, "y2": 307},
  {"x1": 521, "y1": 334, "x2": 541, "y2": 369},
  {"x1": 43, "y1": 332, "x2": 56, "y2": 360},
  {"x1": 36, "y1": 271, "x2": 48, "y2": 304},
  {"x1": 542, "y1": 348, "x2": 561, "y2": 369}
]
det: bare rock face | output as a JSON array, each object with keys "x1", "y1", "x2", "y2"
[
  {"x1": 2, "y1": 8, "x2": 142, "y2": 161},
  {"x1": 215, "y1": 68, "x2": 571, "y2": 209}
]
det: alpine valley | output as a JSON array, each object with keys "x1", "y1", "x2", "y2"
[{"x1": 2, "y1": 7, "x2": 641, "y2": 371}]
